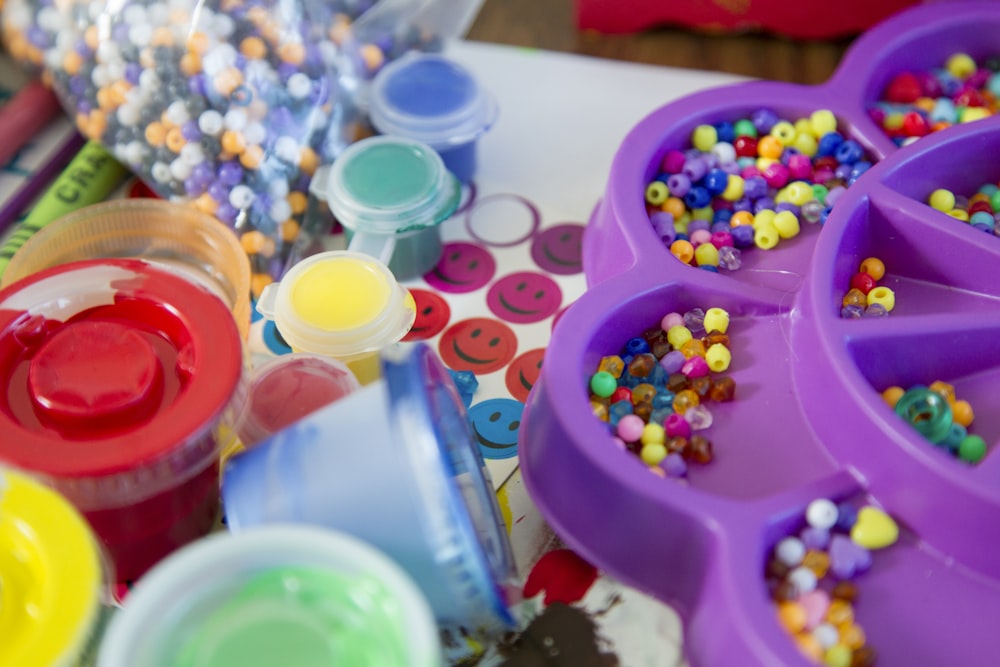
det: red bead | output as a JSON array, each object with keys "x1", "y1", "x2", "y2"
[
  {"x1": 733, "y1": 136, "x2": 758, "y2": 158},
  {"x1": 610, "y1": 387, "x2": 632, "y2": 404},
  {"x1": 849, "y1": 272, "x2": 877, "y2": 295},
  {"x1": 954, "y1": 87, "x2": 986, "y2": 108},
  {"x1": 813, "y1": 156, "x2": 839, "y2": 172},
  {"x1": 884, "y1": 72, "x2": 922, "y2": 104},
  {"x1": 901, "y1": 111, "x2": 930, "y2": 137},
  {"x1": 969, "y1": 200, "x2": 994, "y2": 215}
]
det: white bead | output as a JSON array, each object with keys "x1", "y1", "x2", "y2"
[
  {"x1": 812, "y1": 623, "x2": 839, "y2": 649},
  {"x1": 213, "y1": 13, "x2": 235, "y2": 39},
  {"x1": 117, "y1": 104, "x2": 141, "y2": 127},
  {"x1": 125, "y1": 141, "x2": 147, "y2": 165},
  {"x1": 274, "y1": 136, "x2": 300, "y2": 164},
  {"x1": 128, "y1": 22, "x2": 153, "y2": 48},
  {"x1": 229, "y1": 185, "x2": 255, "y2": 209},
  {"x1": 165, "y1": 101, "x2": 190, "y2": 126},
  {"x1": 787, "y1": 566, "x2": 818, "y2": 595},
  {"x1": 91, "y1": 65, "x2": 111, "y2": 88},
  {"x1": 269, "y1": 199, "x2": 292, "y2": 223},
  {"x1": 95, "y1": 41, "x2": 119, "y2": 63},
  {"x1": 268, "y1": 179, "x2": 289, "y2": 199},
  {"x1": 287, "y1": 73, "x2": 312, "y2": 99},
  {"x1": 139, "y1": 69, "x2": 160, "y2": 90},
  {"x1": 151, "y1": 162, "x2": 172, "y2": 183},
  {"x1": 774, "y1": 537, "x2": 805, "y2": 567},
  {"x1": 198, "y1": 110, "x2": 224, "y2": 136},
  {"x1": 169, "y1": 158, "x2": 192, "y2": 181},
  {"x1": 805, "y1": 498, "x2": 839, "y2": 530},
  {"x1": 223, "y1": 108, "x2": 248, "y2": 131},
  {"x1": 122, "y1": 4, "x2": 147, "y2": 25},
  {"x1": 243, "y1": 122, "x2": 266, "y2": 146},
  {"x1": 180, "y1": 144, "x2": 205, "y2": 166},
  {"x1": 711, "y1": 141, "x2": 737, "y2": 165},
  {"x1": 146, "y1": 2, "x2": 170, "y2": 26}
]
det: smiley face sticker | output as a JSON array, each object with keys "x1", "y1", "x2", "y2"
[
  {"x1": 530, "y1": 223, "x2": 585, "y2": 275},
  {"x1": 438, "y1": 317, "x2": 517, "y2": 375},
  {"x1": 403, "y1": 288, "x2": 451, "y2": 341},
  {"x1": 487, "y1": 271, "x2": 563, "y2": 325},
  {"x1": 468, "y1": 398, "x2": 523, "y2": 460},
  {"x1": 505, "y1": 348, "x2": 545, "y2": 403},
  {"x1": 424, "y1": 242, "x2": 496, "y2": 294}
]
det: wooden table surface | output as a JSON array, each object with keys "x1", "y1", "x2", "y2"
[{"x1": 466, "y1": 0, "x2": 856, "y2": 85}]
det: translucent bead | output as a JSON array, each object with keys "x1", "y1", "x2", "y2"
[
  {"x1": 647, "y1": 364, "x2": 667, "y2": 388},
  {"x1": 590, "y1": 397, "x2": 609, "y2": 421},
  {"x1": 651, "y1": 391, "x2": 675, "y2": 410},
  {"x1": 684, "y1": 405, "x2": 714, "y2": 430},
  {"x1": 641, "y1": 327, "x2": 672, "y2": 359},
  {"x1": 690, "y1": 376, "x2": 712, "y2": 398},
  {"x1": 708, "y1": 376, "x2": 736, "y2": 402},
  {"x1": 823, "y1": 643, "x2": 852, "y2": 667},
  {"x1": 631, "y1": 383, "x2": 656, "y2": 405},
  {"x1": 863, "y1": 303, "x2": 888, "y2": 318},
  {"x1": 718, "y1": 245, "x2": 742, "y2": 270},
  {"x1": 703, "y1": 330, "x2": 730, "y2": 348},
  {"x1": 634, "y1": 401, "x2": 653, "y2": 423},
  {"x1": 627, "y1": 353, "x2": 658, "y2": 378},
  {"x1": 597, "y1": 355, "x2": 625, "y2": 378},
  {"x1": 801, "y1": 199, "x2": 824, "y2": 223},
  {"x1": 841, "y1": 304, "x2": 864, "y2": 319},
  {"x1": 608, "y1": 400, "x2": 634, "y2": 425},
  {"x1": 649, "y1": 406, "x2": 673, "y2": 425},
  {"x1": 680, "y1": 338, "x2": 706, "y2": 359},
  {"x1": 895, "y1": 387, "x2": 953, "y2": 443},
  {"x1": 686, "y1": 435, "x2": 714, "y2": 463},
  {"x1": 682, "y1": 308, "x2": 706, "y2": 335},
  {"x1": 666, "y1": 373, "x2": 690, "y2": 393},
  {"x1": 666, "y1": 436, "x2": 689, "y2": 455},
  {"x1": 842, "y1": 288, "x2": 867, "y2": 308},
  {"x1": 802, "y1": 549, "x2": 830, "y2": 578}
]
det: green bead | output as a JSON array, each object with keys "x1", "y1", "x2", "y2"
[
  {"x1": 733, "y1": 118, "x2": 757, "y2": 138},
  {"x1": 811, "y1": 183, "x2": 829, "y2": 205},
  {"x1": 990, "y1": 188, "x2": 1000, "y2": 213},
  {"x1": 894, "y1": 387, "x2": 953, "y2": 444},
  {"x1": 589, "y1": 371, "x2": 617, "y2": 398},
  {"x1": 958, "y1": 434, "x2": 987, "y2": 463}
]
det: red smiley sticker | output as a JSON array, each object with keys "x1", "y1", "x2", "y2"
[
  {"x1": 438, "y1": 317, "x2": 517, "y2": 375},
  {"x1": 486, "y1": 271, "x2": 563, "y2": 325},
  {"x1": 505, "y1": 347, "x2": 545, "y2": 402},
  {"x1": 423, "y1": 242, "x2": 496, "y2": 294},
  {"x1": 402, "y1": 288, "x2": 451, "y2": 341}
]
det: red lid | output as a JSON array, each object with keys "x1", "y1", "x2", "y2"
[{"x1": 0, "y1": 259, "x2": 243, "y2": 479}]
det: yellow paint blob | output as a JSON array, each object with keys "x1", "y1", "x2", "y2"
[{"x1": 290, "y1": 257, "x2": 392, "y2": 331}]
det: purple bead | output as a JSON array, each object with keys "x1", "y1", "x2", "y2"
[
  {"x1": 217, "y1": 161, "x2": 244, "y2": 186},
  {"x1": 124, "y1": 63, "x2": 142, "y2": 85},
  {"x1": 751, "y1": 108, "x2": 779, "y2": 134},
  {"x1": 682, "y1": 157, "x2": 708, "y2": 183},
  {"x1": 743, "y1": 176, "x2": 768, "y2": 200},
  {"x1": 775, "y1": 202, "x2": 800, "y2": 216},
  {"x1": 687, "y1": 219, "x2": 710, "y2": 234},
  {"x1": 753, "y1": 197, "x2": 776, "y2": 214},
  {"x1": 721, "y1": 161, "x2": 741, "y2": 175},
  {"x1": 667, "y1": 173, "x2": 691, "y2": 197},
  {"x1": 710, "y1": 221, "x2": 732, "y2": 234},
  {"x1": 834, "y1": 163, "x2": 853, "y2": 180},
  {"x1": 215, "y1": 202, "x2": 239, "y2": 225},
  {"x1": 826, "y1": 186, "x2": 847, "y2": 207},
  {"x1": 26, "y1": 26, "x2": 51, "y2": 49},
  {"x1": 650, "y1": 211, "x2": 675, "y2": 236},
  {"x1": 184, "y1": 176, "x2": 207, "y2": 197},
  {"x1": 799, "y1": 526, "x2": 830, "y2": 550},
  {"x1": 111, "y1": 23, "x2": 130, "y2": 43},
  {"x1": 188, "y1": 74, "x2": 207, "y2": 96},
  {"x1": 730, "y1": 225, "x2": 755, "y2": 248},
  {"x1": 76, "y1": 99, "x2": 92, "y2": 115},
  {"x1": 75, "y1": 40, "x2": 92, "y2": 56},
  {"x1": 278, "y1": 62, "x2": 300, "y2": 81},
  {"x1": 69, "y1": 76, "x2": 87, "y2": 97},
  {"x1": 660, "y1": 453, "x2": 687, "y2": 477},
  {"x1": 718, "y1": 245, "x2": 741, "y2": 270},
  {"x1": 841, "y1": 304, "x2": 864, "y2": 319},
  {"x1": 181, "y1": 121, "x2": 202, "y2": 142},
  {"x1": 835, "y1": 503, "x2": 858, "y2": 531},
  {"x1": 208, "y1": 181, "x2": 230, "y2": 202},
  {"x1": 732, "y1": 198, "x2": 752, "y2": 213},
  {"x1": 660, "y1": 350, "x2": 686, "y2": 374}
]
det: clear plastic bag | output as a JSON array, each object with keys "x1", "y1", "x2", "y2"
[{"x1": 1, "y1": 0, "x2": 483, "y2": 295}]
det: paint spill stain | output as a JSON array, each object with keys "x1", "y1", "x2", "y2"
[
  {"x1": 497, "y1": 602, "x2": 619, "y2": 667},
  {"x1": 523, "y1": 549, "x2": 599, "y2": 606}
]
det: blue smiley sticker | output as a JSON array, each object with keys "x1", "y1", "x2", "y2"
[
  {"x1": 468, "y1": 398, "x2": 523, "y2": 460},
  {"x1": 262, "y1": 320, "x2": 292, "y2": 356}
]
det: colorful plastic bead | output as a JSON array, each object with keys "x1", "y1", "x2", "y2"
[{"x1": 865, "y1": 286, "x2": 895, "y2": 312}]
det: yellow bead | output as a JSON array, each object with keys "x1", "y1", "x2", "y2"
[
  {"x1": 691, "y1": 206, "x2": 713, "y2": 221},
  {"x1": 705, "y1": 343, "x2": 731, "y2": 372},
  {"x1": 640, "y1": 422, "x2": 666, "y2": 446},
  {"x1": 691, "y1": 124, "x2": 718, "y2": 151},
  {"x1": 785, "y1": 181, "x2": 815, "y2": 206},
  {"x1": 754, "y1": 220, "x2": 780, "y2": 249},
  {"x1": 793, "y1": 132, "x2": 818, "y2": 157},
  {"x1": 823, "y1": 644, "x2": 852, "y2": 667},
  {"x1": 810, "y1": 109, "x2": 838, "y2": 136},
  {"x1": 961, "y1": 106, "x2": 991, "y2": 123},
  {"x1": 770, "y1": 121, "x2": 796, "y2": 144},
  {"x1": 645, "y1": 181, "x2": 668, "y2": 205},
  {"x1": 703, "y1": 307, "x2": 730, "y2": 334},
  {"x1": 673, "y1": 388, "x2": 700, "y2": 412},
  {"x1": 947, "y1": 209, "x2": 970, "y2": 221},
  {"x1": 598, "y1": 355, "x2": 625, "y2": 378},
  {"x1": 794, "y1": 118, "x2": 813, "y2": 137},
  {"x1": 773, "y1": 210, "x2": 801, "y2": 239},
  {"x1": 694, "y1": 242, "x2": 720, "y2": 267},
  {"x1": 928, "y1": 188, "x2": 955, "y2": 212},
  {"x1": 883, "y1": 112, "x2": 905, "y2": 131},
  {"x1": 928, "y1": 380, "x2": 956, "y2": 403},
  {"x1": 752, "y1": 209, "x2": 776, "y2": 229},
  {"x1": 946, "y1": 52, "x2": 977, "y2": 79},
  {"x1": 680, "y1": 338, "x2": 706, "y2": 359},
  {"x1": 722, "y1": 174, "x2": 745, "y2": 201},
  {"x1": 866, "y1": 286, "x2": 895, "y2": 312},
  {"x1": 640, "y1": 443, "x2": 668, "y2": 466},
  {"x1": 666, "y1": 325, "x2": 693, "y2": 350}
]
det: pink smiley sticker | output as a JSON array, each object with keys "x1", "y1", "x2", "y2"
[
  {"x1": 486, "y1": 271, "x2": 563, "y2": 324},
  {"x1": 423, "y1": 241, "x2": 497, "y2": 294},
  {"x1": 530, "y1": 223, "x2": 585, "y2": 275}
]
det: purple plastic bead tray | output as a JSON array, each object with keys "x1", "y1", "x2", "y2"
[{"x1": 521, "y1": 4, "x2": 1000, "y2": 666}]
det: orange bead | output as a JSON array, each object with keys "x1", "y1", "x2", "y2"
[
  {"x1": 757, "y1": 135, "x2": 784, "y2": 159},
  {"x1": 680, "y1": 338, "x2": 706, "y2": 359},
  {"x1": 777, "y1": 601, "x2": 807, "y2": 633},
  {"x1": 826, "y1": 598, "x2": 854, "y2": 626},
  {"x1": 63, "y1": 51, "x2": 84, "y2": 76},
  {"x1": 881, "y1": 386, "x2": 905, "y2": 408},
  {"x1": 239, "y1": 144, "x2": 264, "y2": 169},
  {"x1": 280, "y1": 219, "x2": 301, "y2": 243},
  {"x1": 661, "y1": 196, "x2": 686, "y2": 219},
  {"x1": 670, "y1": 239, "x2": 694, "y2": 264},
  {"x1": 214, "y1": 67, "x2": 243, "y2": 97},
  {"x1": 951, "y1": 399, "x2": 974, "y2": 427},
  {"x1": 180, "y1": 53, "x2": 201, "y2": 76},
  {"x1": 793, "y1": 632, "x2": 824, "y2": 661},
  {"x1": 251, "y1": 272, "x2": 274, "y2": 299},
  {"x1": 278, "y1": 42, "x2": 306, "y2": 65},
  {"x1": 840, "y1": 623, "x2": 866, "y2": 650},
  {"x1": 151, "y1": 26, "x2": 175, "y2": 47},
  {"x1": 193, "y1": 193, "x2": 218, "y2": 215},
  {"x1": 165, "y1": 127, "x2": 186, "y2": 153},
  {"x1": 928, "y1": 380, "x2": 955, "y2": 403},
  {"x1": 145, "y1": 122, "x2": 167, "y2": 147},
  {"x1": 802, "y1": 549, "x2": 830, "y2": 578},
  {"x1": 241, "y1": 230, "x2": 276, "y2": 257},
  {"x1": 186, "y1": 31, "x2": 211, "y2": 55},
  {"x1": 84, "y1": 25, "x2": 100, "y2": 51},
  {"x1": 287, "y1": 191, "x2": 308, "y2": 215},
  {"x1": 730, "y1": 210, "x2": 755, "y2": 227},
  {"x1": 240, "y1": 36, "x2": 268, "y2": 59},
  {"x1": 858, "y1": 257, "x2": 885, "y2": 281},
  {"x1": 299, "y1": 147, "x2": 319, "y2": 175},
  {"x1": 221, "y1": 130, "x2": 247, "y2": 155},
  {"x1": 359, "y1": 43, "x2": 385, "y2": 72},
  {"x1": 672, "y1": 388, "x2": 700, "y2": 413}
]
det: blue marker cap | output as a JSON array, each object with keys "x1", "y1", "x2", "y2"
[
  {"x1": 222, "y1": 342, "x2": 517, "y2": 636},
  {"x1": 368, "y1": 53, "x2": 498, "y2": 183}
]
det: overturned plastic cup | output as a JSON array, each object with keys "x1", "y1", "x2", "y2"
[
  {"x1": 369, "y1": 52, "x2": 498, "y2": 184},
  {"x1": 0, "y1": 259, "x2": 245, "y2": 582},
  {"x1": 310, "y1": 136, "x2": 460, "y2": 280},
  {"x1": 222, "y1": 342, "x2": 519, "y2": 638},
  {"x1": 96, "y1": 525, "x2": 441, "y2": 667},
  {"x1": 0, "y1": 467, "x2": 107, "y2": 667},
  {"x1": 255, "y1": 250, "x2": 415, "y2": 384}
]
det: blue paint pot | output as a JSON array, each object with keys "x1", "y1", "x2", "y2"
[{"x1": 369, "y1": 53, "x2": 498, "y2": 183}]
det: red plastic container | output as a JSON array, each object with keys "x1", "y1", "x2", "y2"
[{"x1": 0, "y1": 259, "x2": 244, "y2": 582}]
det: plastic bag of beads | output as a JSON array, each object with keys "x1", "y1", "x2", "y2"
[{"x1": 0, "y1": 0, "x2": 482, "y2": 296}]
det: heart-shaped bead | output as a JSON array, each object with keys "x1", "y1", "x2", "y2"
[{"x1": 850, "y1": 505, "x2": 899, "y2": 550}]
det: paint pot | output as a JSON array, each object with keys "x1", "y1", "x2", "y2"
[
  {"x1": 96, "y1": 525, "x2": 441, "y2": 667},
  {"x1": 310, "y1": 136, "x2": 460, "y2": 280},
  {"x1": 0, "y1": 259, "x2": 245, "y2": 582},
  {"x1": 230, "y1": 353, "x2": 361, "y2": 458},
  {"x1": 369, "y1": 52, "x2": 498, "y2": 184},
  {"x1": 0, "y1": 467, "x2": 106, "y2": 667},
  {"x1": 223, "y1": 342, "x2": 518, "y2": 638},
  {"x1": 0, "y1": 199, "x2": 252, "y2": 340},
  {"x1": 255, "y1": 250, "x2": 415, "y2": 384}
]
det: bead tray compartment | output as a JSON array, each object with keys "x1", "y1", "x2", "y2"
[{"x1": 520, "y1": 4, "x2": 1000, "y2": 666}]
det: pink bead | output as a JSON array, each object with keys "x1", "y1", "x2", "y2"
[
  {"x1": 762, "y1": 162, "x2": 789, "y2": 188},
  {"x1": 813, "y1": 168, "x2": 834, "y2": 184},
  {"x1": 664, "y1": 413, "x2": 691, "y2": 439},
  {"x1": 611, "y1": 436, "x2": 627, "y2": 450},
  {"x1": 681, "y1": 355, "x2": 710, "y2": 378},
  {"x1": 689, "y1": 229, "x2": 712, "y2": 247},
  {"x1": 660, "y1": 312, "x2": 684, "y2": 331},
  {"x1": 616, "y1": 414, "x2": 645, "y2": 442},
  {"x1": 710, "y1": 231, "x2": 734, "y2": 248},
  {"x1": 661, "y1": 150, "x2": 686, "y2": 174},
  {"x1": 787, "y1": 154, "x2": 813, "y2": 180},
  {"x1": 741, "y1": 165, "x2": 761, "y2": 179},
  {"x1": 799, "y1": 589, "x2": 830, "y2": 631}
]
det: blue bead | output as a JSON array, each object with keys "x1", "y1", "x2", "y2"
[
  {"x1": 699, "y1": 265, "x2": 719, "y2": 273},
  {"x1": 683, "y1": 186, "x2": 711, "y2": 209},
  {"x1": 448, "y1": 369, "x2": 479, "y2": 407},
  {"x1": 835, "y1": 503, "x2": 858, "y2": 531},
  {"x1": 816, "y1": 131, "x2": 844, "y2": 157},
  {"x1": 623, "y1": 337, "x2": 650, "y2": 356},
  {"x1": 608, "y1": 400, "x2": 633, "y2": 426},
  {"x1": 647, "y1": 364, "x2": 667, "y2": 388},
  {"x1": 943, "y1": 423, "x2": 967, "y2": 451},
  {"x1": 674, "y1": 233, "x2": 689, "y2": 243},
  {"x1": 651, "y1": 391, "x2": 675, "y2": 409},
  {"x1": 834, "y1": 139, "x2": 864, "y2": 165},
  {"x1": 713, "y1": 210, "x2": 733, "y2": 224},
  {"x1": 713, "y1": 121, "x2": 736, "y2": 143},
  {"x1": 650, "y1": 406, "x2": 674, "y2": 425},
  {"x1": 703, "y1": 168, "x2": 729, "y2": 196},
  {"x1": 850, "y1": 161, "x2": 873, "y2": 180}
]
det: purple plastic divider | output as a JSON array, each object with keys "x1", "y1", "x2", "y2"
[{"x1": 525, "y1": 3, "x2": 1000, "y2": 665}]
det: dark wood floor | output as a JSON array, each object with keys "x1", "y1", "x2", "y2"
[{"x1": 466, "y1": 0, "x2": 856, "y2": 85}]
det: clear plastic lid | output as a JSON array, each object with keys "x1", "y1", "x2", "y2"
[
  {"x1": 369, "y1": 52, "x2": 498, "y2": 150},
  {"x1": 0, "y1": 199, "x2": 252, "y2": 340}
]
